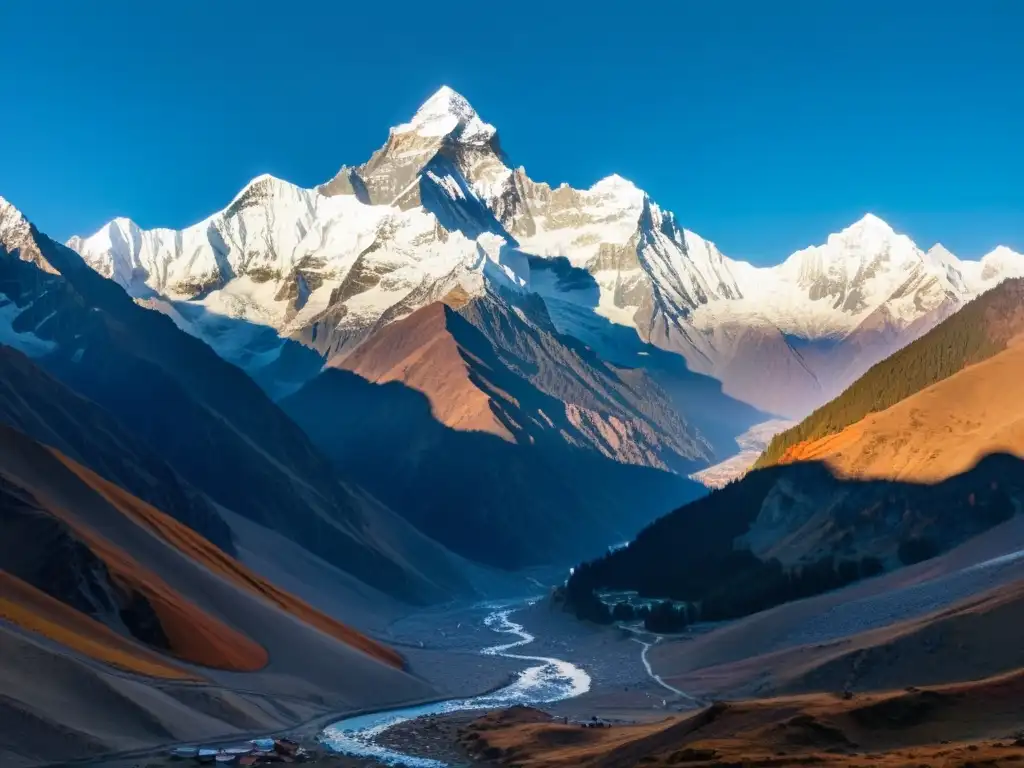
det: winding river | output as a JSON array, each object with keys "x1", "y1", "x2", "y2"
[{"x1": 320, "y1": 601, "x2": 591, "y2": 767}]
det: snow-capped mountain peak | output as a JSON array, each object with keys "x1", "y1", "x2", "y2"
[
  {"x1": 784, "y1": 214, "x2": 920, "y2": 275},
  {"x1": 66, "y1": 90, "x2": 1024, "y2": 425},
  {"x1": 828, "y1": 213, "x2": 916, "y2": 258},
  {"x1": 0, "y1": 195, "x2": 30, "y2": 245},
  {"x1": 845, "y1": 212, "x2": 894, "y2": 234},
  {"x1": 925, "y1": 243, "x2": 968, "y2": 293},
  {"x1": 394, "y1": 85, "x2": 496, "y2": 145},
  {"x1": 976, "y1": 245, "x2": 1024, "y2": 284},
  {"x1": 0, "y1": 196, "x2": 64, "y2": 277},
  {"x1": 926, "y1": 243, "x2": 959, "y2": 266},
  {"x1": 228, "y1": 172, "x2": 287, "y2": 199},
  {"x1": 982, "y1": 245, "x2": 1023, "y2": 264},
  {"x1": 590, "y1": 173, "x2": 642, "y2": 196}
]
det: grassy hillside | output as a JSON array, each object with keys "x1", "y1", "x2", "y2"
[{"x1": 755, "y1": 278, "x2": 1024, "y2": 468}]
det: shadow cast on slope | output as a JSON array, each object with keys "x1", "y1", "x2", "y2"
[
  {"x1": 528, "y1": 255, "x2": 773, "y2": 457},
  {"x1": 454, "y1": 295, "x2": 711, "y2": 476},
  {"x1": 281, "y1": 367, "x2": 703, "y2": 570},
  {"x1": 1, "y1": 226, "x2": 470, "y2": 603},
  {"x1": 126, "y1": 285, "x2": 326, "y2": 401},
  {"x1": 566, "y1": 453, "x2": 1023, "y2": 622},
  {"x1": 171, "y1": 299, "x2": 325, "y2": 400},
  {"x1": 0, "y1": 344, "x2": 234, "y2": 553}
]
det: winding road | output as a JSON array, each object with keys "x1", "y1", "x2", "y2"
[{"x1": 630, "y1": 636, "x2": 702, "y2": 704}]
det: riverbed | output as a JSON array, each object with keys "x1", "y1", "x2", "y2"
[{"x1": 319, "y1": 599, "x2": 591, "y2": 767}]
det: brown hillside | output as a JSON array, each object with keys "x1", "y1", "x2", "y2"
[
  {"x1": 462, "y1": 670, "x2": 1024, "y2": 767},
  {"x1": 656, "y1": 571, "x2": 1024, "y2": 702},
  {"x1": 0, "y1": 571, "x2": 198, "y2": 680},
  {"x1": 758, "y1": 278, "x2": 1024, "y2": 469},
  {"x1": 777, "y1": 336, "x2": 1024, "y2": 482},
  {"x1": 54, "y1": 451, "x2": 404, "y2": 669},
  {"x1": 10, "y1": 477, "x2": 269, "y2": 672},
  {"x1": 0, "y1": 421, "x2": 436, "y2": 767},
  {"x1": 337, "y1": 301, "x2": 514, "y2": 438}
]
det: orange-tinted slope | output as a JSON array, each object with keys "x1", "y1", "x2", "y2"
[
  {"x1": 337, "y1": 301, "x2": 514, "y2": 438},
  {"x1": 776, "y1": 337, "x2": 1024, "y2": 482},
  {"x1": 0, "y1": 571, "x2": 198, "y2": 681},
  {"x1": 54, "y1": 451, "x2": 404, "y2": 670},
  {"x1": 0, "y1": 424, "x2": 259, "y2": 672},
  {"x1": 461, "y1": 671, "x2": 1024, "y2": 767},
  {"x1": 0, "y1": 454, "x2": 269, "y2": 672},
  {"x1": 46, "y1": 510, "x2": 268, "y2": 672}
]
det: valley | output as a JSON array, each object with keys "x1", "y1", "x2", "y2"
[{"x1": 1, "y1": 31, "x2": 1023, "y2": 768}]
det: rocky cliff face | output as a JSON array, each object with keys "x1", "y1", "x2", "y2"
[
  {"x1": 67, "y1": 87, "x2": 1024, "y2": 428},
  {"x1": 1, "y1": 197, "x2": 474, "y2": 602}
]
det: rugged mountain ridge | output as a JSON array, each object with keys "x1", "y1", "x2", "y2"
[
  {"x1": 0, "y1": 420, "x2": 435, "y2": 767},
  {"x1": 283, "y1": 295, "x2": 706, "y2": 567},
  {"x1": 69, "y1": 86, "x2": 1024, "y2": 427},
  {"x1": 756, "y1": 278, "x2": 1024, "y2": 469},
  {"x1": 564, "y1": 281, "x2": 1024, "y2": 625},
  {"x1": 0, "y1": 195, "x2": 472, "y2": 603}
]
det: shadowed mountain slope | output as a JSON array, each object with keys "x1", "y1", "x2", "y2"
[
  {"x1": 564, "y1": 455, "x2": 1020, "y2": 622},
  {"x1": 283, "y1": 299, "x2": 705, "y2": 567},
  {"x1": 0, "y1": 344, "x2": 234, "y2": 553},
  {"x1": 0, "y1": 198, "x2": 472, "y2": 603},
  {"x1": 0, "y1": 420, "x2": 434, "y2": 766}
]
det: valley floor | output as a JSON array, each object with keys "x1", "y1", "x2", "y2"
[
  {"x1": 46, "y1": 512, "x2": 1024, "y2": 768},
  {"x1": 302, "y1": 512, "x2": 1024, "y2": 766}
]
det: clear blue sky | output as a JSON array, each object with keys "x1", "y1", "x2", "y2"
[{"x1": 1, "y1": 0, "x2": 1021, "y2": 264}]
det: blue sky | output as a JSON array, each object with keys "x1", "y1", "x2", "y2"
[{"x1": 1, "y1": 0, "x2": 1020, "y2": 264}]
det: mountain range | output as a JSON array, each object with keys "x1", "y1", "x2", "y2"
[
  {"x1": 0, "y1": 195, "x2": 473, "y2": 601},
  {"x1": 563, "y1": 277, "x2": 1024, "y2": 626},
  {"x1": 68, "y1": 86, "x2": 1022, "y2": 424},
  {"x1": 5, "y1": 85, "x2": 1021, "y2": 572},
  {"x1": 3, "y1": 84, "x2": 1024, "y2": 766}
]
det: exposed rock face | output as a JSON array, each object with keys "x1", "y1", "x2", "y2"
[
  {"x1": 67, "y1": 87, "x2": 1024, "y2": 426},
  {"x1": 283, "y1": 298, "x2": 707, "y2": 567},
  {"x1": 0, "y1": 476, "x2": 169, "y2": 650},
  {"x1": 1, "y1": 198, "x2": 474, "y2": 603}
]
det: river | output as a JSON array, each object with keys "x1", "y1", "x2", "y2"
[{"x1": 319, "y1": 600, "x2": 591, "y2": 767}]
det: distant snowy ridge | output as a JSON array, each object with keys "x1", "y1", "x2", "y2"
[
  {"x1": 69, "y1": 169, "x2": 531, "y2": 391},
  {"x1": 68, "y1": 86, "x2": 1024, "y2": 417}
]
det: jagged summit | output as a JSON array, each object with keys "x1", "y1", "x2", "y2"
[
  {"x1": 810, "y1": 214, "x2": 922, "y2": 271},
  {"x1": 393, "y1": 85, "x2": 496, "y2": 144},
  {"x1": 67, "y1": 88, "x2": 1024, "y2": 422},
  {"x1": 240, "y1": 172, "x2": 284, "y2": 188},
  {"x1": 925, "y1": 242, "x2": 962, "y2": 269},
  {"x1": 0, "y1": 195, "x2": 27, "y2": 226},
  {"x1": 0, "y1": 195, "x2": 32, "y2": 249},
  {"x1": 224, "y1": 172, "x2": 301, "y2": 207}
]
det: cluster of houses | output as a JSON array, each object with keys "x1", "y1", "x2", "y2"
[{"x1": 169, "y1": 738, "x2": 311, "y2": 764}]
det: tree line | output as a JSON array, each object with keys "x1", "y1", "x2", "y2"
[
  {"x1": 756, "y1": 278, "x2": 1024, "y2": 468},
  {"x1": 560, "y1": 452, "x2": 1020, "y2": 629}
]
